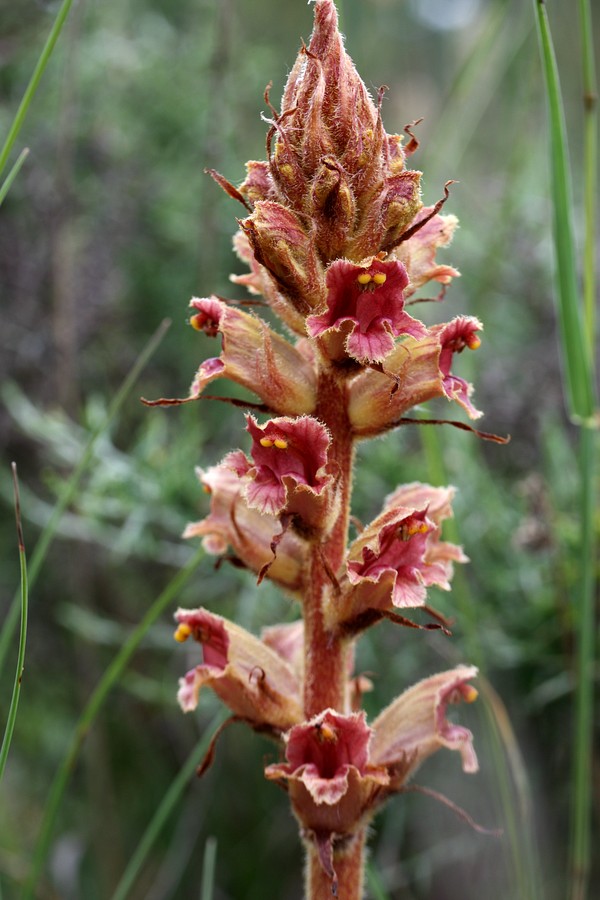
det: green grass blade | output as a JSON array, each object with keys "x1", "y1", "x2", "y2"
[
  {"x1": 579, "y1": 0, "x2": 597, "y2": 361},
  {"x1": 0, "y1": 466, "x2": 29, "y2": 784},
  {"x1": 569, "y1": 423, "x2": 597, "y2": 900},
  {"x1": 110, "y1": 714, "x2": 226, "y2": 900},
  {"x1": 366, "y1": 860, "x2": 391, "y2": 900},
  {"x1": 0, "y1": 0, "x2": 76, "y2": 179},
  {"x1": 22, "y1": 543, "x2": 205, "y2": 899},
  {"x1": 0, "y1": 148, "x2": 29, "y2": 209},
  {"x1": 200, "y1": 835, "x2": 218, "y2": 900},
  {"x1": 533, "y1": 0, "x2": 595, "y2": 421},
  {"x1": 0, "y1": 318, "x2": 171, "y2": 679},
  {"x1": 534, "y1": 4, "x2": 598, "y2": 897}
]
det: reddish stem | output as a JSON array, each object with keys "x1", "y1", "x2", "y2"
[
  {"x1": 303, "y1": 365, "x2": 354, "y2": 716},
  {"x1": 305, "y1": 830, "x2": 366, "y2": 900}
]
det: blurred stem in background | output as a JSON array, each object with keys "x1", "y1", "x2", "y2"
[
  {"x1": 0, "y1": 467, "x2": 28, "y2": 785},
  {"x1": 534, "y1": 4, "x2": 598, "y2": 900}
]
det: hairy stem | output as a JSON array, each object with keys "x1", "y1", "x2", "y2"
[
  {"x1": 305, "y1": 830, "x2": 366, "y2": 900},
  {"x1": 303, "y1": 366, "x2": 354, "y2": 719}
]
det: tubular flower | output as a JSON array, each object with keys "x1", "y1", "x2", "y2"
[
  {"x1": 183, "y1": 462, "x2": 308, "y2": 592},
  {"x1": 306, "y1": 257, "x2": 427, "y2": 363},
  {"x1": 347, "y1": 315, "x2": 484, "y2": 436},
  {"x1": 175, "y1": 607, "x2": 303, "y2": 733},
  {"x1": 266, "y1": 666, "x2": 478, "y2": 877},
  {"x1": 228, "y1": 414, "x2": 337, "y2": 533},
  {"x1": 325, "y1": 483, "x2": 466, "y2": 631},
  {"x1": 370, "y1": 665, "x2": 479, "y2": 780},
  {"x1": 347, "y1": 333, "x2": 443, "y2": 436},
  {"x1": 265, "y1": 710, "x2": 390, "y2": 837},
  {"x1": 187, "y1": 296, "x2": 317, "y2": 415},
  {"x1": 432, "y1": 316, "x2": 483, "y2": 418},
  {"x1": 392, "y1": 207, "x2": 460, "y2": 298}
]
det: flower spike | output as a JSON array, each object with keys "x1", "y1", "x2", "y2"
[{"x1": 158, "y1": 1, "x2": 499, "y2": 894}]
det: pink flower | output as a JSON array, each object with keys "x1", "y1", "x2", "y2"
[
  {"x1": 266, "y1": 666, "x2": 478, "y2": 873},
  {"x1": 174, "y1": 608, "x2": 302, "y2": 733},
  {"x1": 306, "y1": 258, "x2": 427, "y2": 363},
  {"x1": 265, "y1": 710, "x2": 389, "y2": 837},
  {"x1": 183, "y1": 462, "x2": 308, "y2": 592},
  {"x1": 347, "y1": 316, "x2": 484, "y2": 436},
  {"x1": 432, "y1": 316, "x2": 483, "y2": 418},
  {"x1": 393, "y1": 207, "x2": 460, "y2": 298},
  {"x1": 370, "y1": 665, "x2": 479, "y2": 780},
  {"x1": 188, "y1": 296, "x2": 317, "y2": 415},
  {"x1": 325, "y1": 484, "x2": 466, "y2": 630},
  {"x1": 229, "y1": 415, "x2": 336, "y2": 532}
]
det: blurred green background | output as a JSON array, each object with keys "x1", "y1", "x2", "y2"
[{"x1": 1, "y1": 0, "x2": 598, "y2": 897}]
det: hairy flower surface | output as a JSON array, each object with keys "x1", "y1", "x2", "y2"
[
  {"x1": 266, "y1": 666, "x2": 478, "y2": 844},
  {"x1": 175, "y1": 608, "x2": 303, "y2": 732},
  {"x1": 228, "y1": 414, "x2": 336, "y2": 531},
  {"x1": 325, "y1": 484, "x2": 466, "y2": 630},
  {"x1": 183, "y1": 462, "x2": 308, "y2": 592},
  {"x1": 393, "y1": 208, "x2": 460, "y2": 298},
  {"x1": 188, "y1": 296, "x2": 317, "y2": 414},
  {"x1": 432, "y1": 316, "x2": 483, "y2": 418}
]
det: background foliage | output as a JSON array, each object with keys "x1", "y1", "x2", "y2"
[{"x1": 1, "y1": 0, "x2": 598, "y2": 897}]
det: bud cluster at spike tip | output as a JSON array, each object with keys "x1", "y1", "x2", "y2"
[{"x1": 158, "y1": 0, "x2": 497, "y2": 893}]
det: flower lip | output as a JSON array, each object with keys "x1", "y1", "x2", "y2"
[
  {"x1": 285, "y1": 709, "x2": 372, "y2": 778},
  {"x1": 434, "y1": 316, "x2": 483, "y2": 419},
  {"x1": 307, "y1": 257, "x2": 427, "y2": 363},
  {"x1": 239, "y1": 414, "x2": 334, "y2": 522},
  {"x1": 370, "y1": 664, "x2": 479, "y2": 778}
]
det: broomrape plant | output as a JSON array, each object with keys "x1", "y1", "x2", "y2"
[{"x1": 154, "y1": 2, "x2": 500, "y2": 895}]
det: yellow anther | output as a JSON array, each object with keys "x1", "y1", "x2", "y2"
[
  {"x1": 357, "y1": 272, "x2": 372, "y2": 285},
  {"x1": 260, "y1": 438, "x2": 274, "y2": 448},
  {"x1": 316, "y1": 722, "x2": 338, "y2": 743},
  {"x1": 463, "y1": 685, "x2": 479, "y2": 704},
  {"x1": 466, "y1": 334, "x2": 481, "y2": 350},
  {"x1": 190, "y1": 315, "x2": 203, "y2": 331},
  {"x1": 174, "y1": 623, "x2": 192, "y2": 643},
  {"x1": 274, "y1": 438, "x2": 288, "y2": 450},
  {"x1": 372, "y1": 272, "x2": 387, "y2": 285}
]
